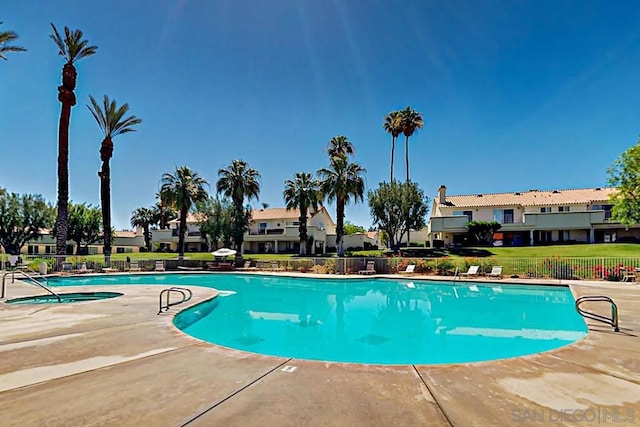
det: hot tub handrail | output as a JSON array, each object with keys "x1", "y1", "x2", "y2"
[
  {"x1": 158, "y1": 286, "x2": 193, "y2": 314},
  {"x1": 2, "y1": 270, "x2": 61, "y2": 302}
]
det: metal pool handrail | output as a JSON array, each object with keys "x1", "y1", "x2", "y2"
[
  {"x1": 158, "y1": 287, "x2": 193, "y2": 314},
  {"x1": 575, "y1": 295, "x2": 619, "y2": 332},
  {"x1": 2, "y1": 270, "x2": 61, "y2": 302}
]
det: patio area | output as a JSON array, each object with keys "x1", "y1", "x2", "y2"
[{"x1": 0, "y1": 275, "x2": 639, "y2": 426}]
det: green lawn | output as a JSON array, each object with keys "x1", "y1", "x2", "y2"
[{"x1": 6, "y1": 243, "x2": 640, "y2": 263}]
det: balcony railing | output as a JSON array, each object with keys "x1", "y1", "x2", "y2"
[
  {"x1": 248, "y1": 228, "x2": 285, "y2": 235},
  {"x1": 171, "y1": 229, "x2": 200, "y2": 237}
]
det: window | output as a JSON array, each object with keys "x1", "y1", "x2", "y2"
[
  {"x1": 116, "y1": 247, "x2": 125, "y2": 253},
  {"x1": 558, "y1": 206, "x2": 570, "y2": 212},
  {"x1": 561, "y1": 230, "x2": 570, "y2": 241},
  {"x1": 493, "y1": 209, "x2": 514, "y2": 224},
  {"x1": 591, "y1": 204, "x2": 612, "y2": 219},
  {"x1": 540, "y1": 207, "x2": 551, "y2": 213},
  {"x1": 453, "y1": 210, "x2": 473, "y2": 221},
  {"x1": 28, "y1": 245, "x2": 39, "y2": 255}
]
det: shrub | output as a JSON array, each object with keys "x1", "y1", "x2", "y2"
[
  {"x1": 436, "y1": 257, "x2": 455, "y2": 275},
  {"x1": 543, "y1": 257, "x2": 574, "y2": 279}
]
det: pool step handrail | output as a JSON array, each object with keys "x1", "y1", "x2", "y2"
[
  {"x1": 2, "y1": 270, "x2": 60, "y2": 302},
  {"x1": 452, "y1": 267, "x2": 459, "y2": 283},
  {"x1": 158, "y1": 287, "x2": 193, "y2": 314},
  {"x1": 575, "y1": 295, "x2": 619, "y2": 332}
]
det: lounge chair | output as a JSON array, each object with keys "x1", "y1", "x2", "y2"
[
  {"x1": 621, "y1": 268, "x2": 637, "y2": 282},
  {"x1": 129, "y1": 261, "x2": 142, "y2": 272},
  {"x1": 460, "y1": 265, "x2": 480, "y2": 278},
  {"x1": 270, "y1": 262, "x2": 284, "y2": 272},
  {"x1": 155, "y1": 260, "x2": 165, "y2": 272},
  {"x1": 61, "y1": 262, "x2": 74, "y2": 275},
  {"x1": 358, "y1": 261, "x2": 376, "y2": 275},
  {"x1": 76, "y1": 263, "x2": 93, "y2": 274},
  {"x1": 237, "y1": 261, "x2": 258, "y2": 271},
  {"x1": 399, "y1": 264, "x2": 416, "y2": 275},
  {"x1": 487, "y1": 266, "x2": 503, "y2": 279}
]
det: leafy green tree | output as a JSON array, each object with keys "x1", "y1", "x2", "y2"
[
  {"x1": 0, "y1": 192, "x2": 55, "y2": 255},
  {"x1": 608, "y1": 139, "x2": 640, "y2": 226},
  {"x1": 130, "y1": 206, "x2": 155, "y2": 251},
  {"x1": 383, "y1": 110, "x2": 402, "y2": 182},
  {"x1": 160, "y1": 166, "x2": 209, "y2": 259},
  {"x1": 283, "y1": 172, "x2": 321, "y2": 255},
  {"x1": 50, "y1": 24, "x2": 97, "y2": 257},
  {"x1": 216, "y1": 160, "x2": 261, "y2": 254},
  {"x1": 318, "y1": 155, "x2": 366, "y2": 256},
  {"x1": 87, "y1": 95, "x2": 142, "y2": 263},
  {"x1": 195, "y1": 197, "x2": 234, "y2": 251},
  {"x1": 343, "y1": 221, "x2": 367, "y2": 235},
  {"x1": 325, "y1": 135, "x2": 355, "y2": 158},
  {"x1": 466, "y1": 221, "x2": 502, "y2": 246},
  {"x1": 0, "y1": 22, "x2": 26, "y2": 60},
  {"x1": 368, "y1": 181, "x2": 429, "y2": 253},
  {"x1": 399, "y1": 106, "x2": 424, "y2": 182},
  {"x1": 68, "y1": 202, "x2": 102, "y2": 254}
]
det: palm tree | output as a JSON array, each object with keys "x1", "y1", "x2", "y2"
[
  {"x1": 325, "y1": 135, "x2": 355, "y2": 158},
  {"x1": 383, "y1": 110, "x2": 402, "y2": 182},
  {"x1": 50, "y1": 24, "x2": 97, "y2": 257},
  {"x1": 283, "y1": 172, "x2": 321, "y2": 256},
  {"x1": 131, "y1": 207, "x2": 155, "y2": 252},
  {"x1": 0, "y1": 22, "x2": 26, "y2": 60},
  {"x1": 399, "y1": 106, "x2": 424, "y2": 182},
  {"x1": 86, "y1": 95, "x2": 142, "y2": 263},
  {"x1": 216, "y1": 160, "x2": 261, "y2": 255},
  {"x1": 160, "y1": 167, "x2": 209, "y2": 259},
  {"x1": 317, "y1": 156, "x2": 366, "y2": 257}
]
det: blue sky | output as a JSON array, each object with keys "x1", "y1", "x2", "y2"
[{"x1": 2, "y1": 0, "x2": 640, "y2": 230}]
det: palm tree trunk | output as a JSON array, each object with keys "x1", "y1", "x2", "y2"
[
  {"x1": 390, "y1": 136, "x2": 396, "y2": 182},
  {"x1": 178, "y1": 206, "x2": 187, "y2": 260},
  {"x1": 299, "y1": 206, "x2": 308, "y2": 256},
  {"x1": 99, "y1": 137, "x2": 113, "y2": 265},
  {"x1": 55, "y1": 101, "x2": 72, "y2": 257},
  {"x1": 55, "y1": 63, "x2": 77, "y2": 260},
  {"x1": 405, "y1": 135, "x2": 411, "y2": 247},
  {"x1": 405, "y1": 135, "x2": 410, "y2": 182},
  {"x1": 99, "y1": 160, "x2": 111, "y2": 264},
  {"x1": 144, "y1": 225, "x2": 151, "y2": 251},
  {"x1": 336, "y1": 199, "x2": 345, "y2": 257}
]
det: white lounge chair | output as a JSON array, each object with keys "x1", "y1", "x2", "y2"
[
  {"x1": 155, "y1": 260, "x2": 165, "y2": 272},
  {"x1": 129, "y1": 261, "x2": 142, "y2": 272},
  {"x1": 358, "y1": 261, "x2": 376, "y2": 275},
  {"x1": 399, "y1": 264, "x2": 416, "y2": 275},
  {"x1": 487, "y1": 266, "x2": 503, "y2": 279},
  {"x1": 460, "y1": 265, "x2": 480, "y2": 278}
]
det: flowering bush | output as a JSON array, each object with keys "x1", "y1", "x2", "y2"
[{"x1": 543, "y1": 257, "x2": 574, "y2": 279}]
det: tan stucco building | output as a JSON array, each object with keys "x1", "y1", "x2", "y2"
[{"x1": 427, "y1": 185, "x2": 640, "y2": 247}]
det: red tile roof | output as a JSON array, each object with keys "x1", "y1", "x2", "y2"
[{"x1": 442, "y1": 187, "x2": 616, "y2": 208}]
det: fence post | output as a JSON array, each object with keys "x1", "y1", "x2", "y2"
[{"x1": 601, "y1": 257, "x2": 605, "y2": 280}]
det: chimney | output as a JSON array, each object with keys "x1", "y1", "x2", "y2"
[{"x1": 438, "y1": 185, "x2": 447, "y2": 204}]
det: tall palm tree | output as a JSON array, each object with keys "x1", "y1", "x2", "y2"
[
  {"x1": 131, "y1": 207, "x2": 155, "y2": 251},
  {"x1": 50, "y1": 24, "x2": 97, "y2": 257},
  {"x1": 383, "y1": 110, "x2": 402, "y2": 182},
  {"x1": 0, "y1": 22, "x2": 26, "y2": 60},
  {"x1": 399, "y1": 106, "x2": 424, "y2": 182},
  {"x1": 325, "y1": 135, "x2": 355, "y2": 158},
  {"x1": 216, "y1": 160, "x2": 261, "y2": 255},
  {"x1": 160, "y1": 166, "x2": 209, "y2": 259},
  {"x1": 283, "y1": 172, "x2": 321, "y2": 256},
  {"x1": 317, "y1": 156, "x2": 366, "y2": 257},
  {"x1": 87, "y1": 95, "x2": 141, "y2": 263}
]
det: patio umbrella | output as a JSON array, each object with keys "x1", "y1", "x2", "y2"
[{"x1": 211, "y1": 248, "x2": 237, "y2": 257}]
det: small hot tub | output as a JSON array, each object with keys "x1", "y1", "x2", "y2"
[{"x1": 6, "y1": 292, "x2": 123, "y2": 305}]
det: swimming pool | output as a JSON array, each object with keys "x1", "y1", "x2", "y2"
[{"x1": 48, "y1": 274, "x2": 587, "y2": 365}]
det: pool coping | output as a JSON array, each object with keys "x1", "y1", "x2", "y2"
[{"x1": 1, "y1": 273, "x2": 639, "y2": 426}]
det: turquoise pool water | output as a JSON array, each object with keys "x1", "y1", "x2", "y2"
[{"x1": 48, "y1": 274, "x2": 587, "y2": 365}]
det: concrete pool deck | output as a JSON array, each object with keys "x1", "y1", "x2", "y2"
[{"x1": 0, "y1": 273, "x2": 639, "y2": 426}]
